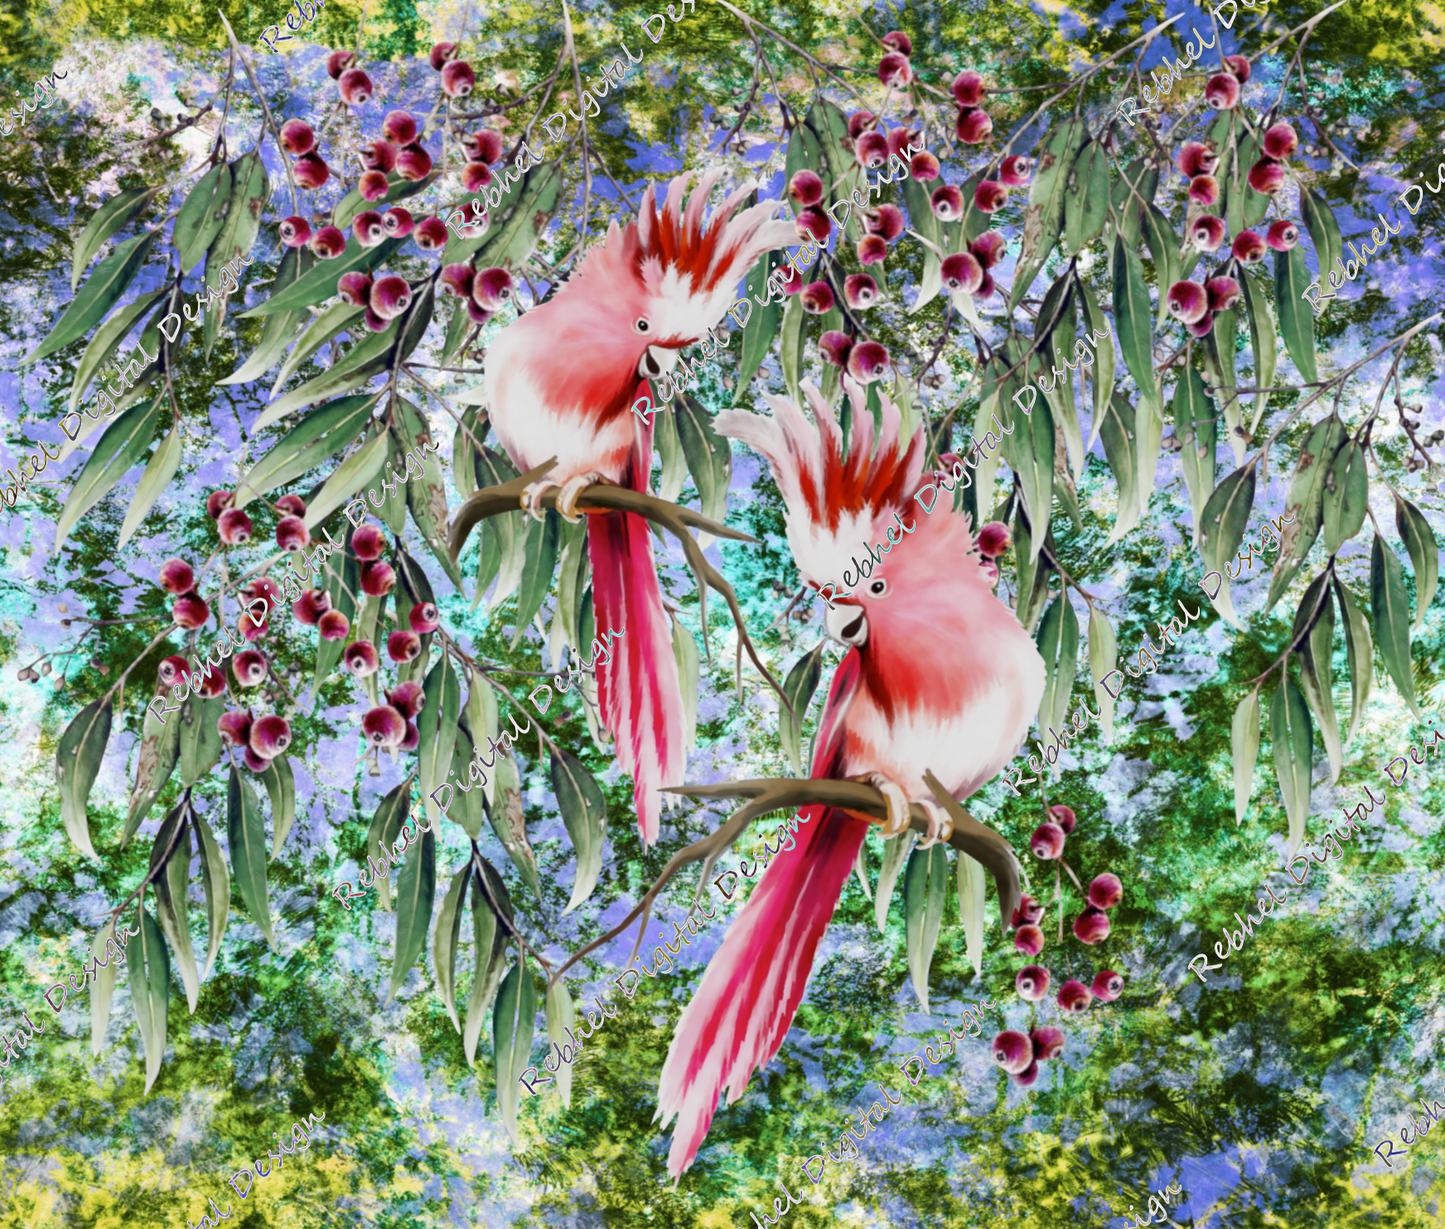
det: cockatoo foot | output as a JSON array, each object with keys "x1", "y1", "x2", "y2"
[
  {"x1": 914, "y1": 798, "x2": 955, "y2": 850},
  {"x1": 556, "y1": 472, "x2": 604, "y2": 523},
  {"x1": 865, "y1": 772, "x2": 911, "y2": 837},
  {"x1": 519, "y1": 478, "x2": 560, "y2": 522}
]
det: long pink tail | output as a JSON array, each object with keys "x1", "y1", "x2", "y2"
[
  {"x1": 657, "y1": 803, "x2": 868, "y2": 1176},
  {"x1": 588, "y1": 508, "x2": 685, "y2": 847}
]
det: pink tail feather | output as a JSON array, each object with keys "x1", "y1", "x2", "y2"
[
  {"x1": 656, "y1": 804, "x2": 868, "y2": 1176},
  {"x1": 588, "y1": 508, "x2": 685, "y2": 847}
]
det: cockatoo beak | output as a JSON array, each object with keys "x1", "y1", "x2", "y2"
[
  {"x1": 824, "y1": 601, "x2": 868, "y2": 648},
  {"x1": 638, "y1": 344, "x2": 680, "y2": 380}
]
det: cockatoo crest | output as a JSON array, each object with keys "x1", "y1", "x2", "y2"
[{"x1": 715, "y1": 378, "x2": 929, "y2": 586}]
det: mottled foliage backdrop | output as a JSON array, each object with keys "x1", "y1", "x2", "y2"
[{"x1": 1, "y1": 0, "x2": 1443, "y2": 1224}]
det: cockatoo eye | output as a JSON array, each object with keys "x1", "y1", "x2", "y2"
[
  {"x1": 868, "y1": 578, "x2": 888, "y2": 597},
  {"x1": 633, "y1": 317, "x2": 651, "y2": 334}
]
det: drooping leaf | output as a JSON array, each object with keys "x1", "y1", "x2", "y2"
[
  {"x1": 1111, "y1": 235, "x2": 1158, "y2": 418},
  {"x1": 778, "y1": 291, "x2": 805, "y2": 408},
  {"x1": 270, "y1": 300, "x2": 366, "y2": 393},
  {"x1": 545, "y1": 979, "x2": 577, "y2": 1110},
  {"x1": 956, "y1": 851, "x2": 987, "y2": 978},
  {"x1": 1035, "y1": 273, "x2": 1083, "y2": 481},
  {"x1": 260, "y1": 755, "x2": 296, "y2": 859},
  {"x1": 1200, "y1": 460, "x2": 1257, "y2": 580},
  {"x1": 1239, "y1": 267, "x2": 1277, "y2": 441},
  {"x1": 116, "y1": 421, "x2": 182, "y2": 550},
  {"x1": 1013, "y1": 115, "x2": 1088, "y2": 308},
  {"x1": 1080, "y1": 281, "x2": 1115, "y2": 446},
  {"x1": 1300, "y1": 185, "x2": 1343, "y2": 298},
  {"x1": 1393, "y1": 491, "x2": 1439, "y2": 632},
  {"x1": 309, "y1": 525, "x2": 359, "y2": 702},
  {"x1": 874, "y1": 828, "x2": 916, "y2": 935},
  {"x1": 1274, "y1": 244, "x2": 1319, "y2": 384},
  {"x1": 1209, "y1": 301, "x2": 1241, "y2": 462},
  {"x1": 1294, "y1": 571, "x2": 1341, "y2": 784},
  {"x1": 234, "y1": 393, "x2": 379, "y2": 510},
  {"x1": 1035, "y1": 595, "x2": 1079, "y2": 753},
  {"x1": 418, "y1": 653, "x2": 462, "y2": 833},
  {"x1": 434, "y1": 863, "x2": 470, "y2": 1032},
  {"x1": 551, "y1": 748, "x2": 607, "y2": 914},
  {"x1": 192, "y1": 808, "x2": 229, "y2": 980},
  {"x1": 473, "y1": 446, "x2": 525, "y2": 612},
  {"x1": 128, "y1": 906, "x2": 170, "y2": 1094},
  {"x1": 494, "y1": 955, "x2": 538, "y2": 1143},
  {"x1": 256, "y1": 325, "x2": 396, "y2": 433},
  {"x1": 1174, "y1": 366, "x2": 1217, "y2": 544},
  {"x1": 1109, "y1": 157, "x2": 1159, "y2": 250},
  {"x1": 57, "y1": 698, "x2": 111, "y2": 859},
  {"x1": 675, "y1": 392, "x2": 732, "y2": 524},
  {"x1": 1099, "y1": 390, "x2": 1140, "y2": 544},
  {"x1": 218, "y1": 247, "x2": 313, "y2": 387},
  {"x1": 903, "y1": 843, "x2": 949, "y2": 1012},
  {"x1": 366, "y1": 779, "x2": 415, "y2": 909},
  {"x1": 1372, "y1": 534, "x2": 1420, "y2": 716},
  {"x1": 489, "y1": 779, "x2": 542, "y2": 903},
  {"x1": 510, "y1": 510, "x2": 562, "y2": 651},
  {"x1": 1322, "y1": 439, "x2": 1368, "y2": 557},
  {"x1": 206, "y1": 150, "x2": 269, "y2": 276},
  {"x1": 178, "y1": 692, "x2": 224, "y2": 788},
  {"x1": 672, "y1": 616, "x2": 700, "y2": 757},
  {"x1": 240, "y1": 236, "x2": 407, "y2": 317},
  {"x1": 1088, "y1": 604, "x2": 1118, "y2": 744},
  {"x1": 1142, "y1": 202, "x2": 1180, "y2": 332},
  {"x1": 334, "y1": 169, "x2": 441, "y2": 230},
  {"x1": 1001, "y1": 349, "x2": 1054, "y2": 561},
  {"x1": 396, "y1": 399, "x2": 462, "y2": 589},
  {"x1": 72, "y1": 187, "x2": 163, "y2": 291},
  {"x1": 173, "y1": 162, "x2": 230, "y2": 275},
  {"x1": 440, "y1": 155, "x2": 564, "y2": 270},
  {"x1": 388, "y1": 823, "x2": 437, "y2": 1001},
  {"x1": 302, "y1": 429, "x2": 389, "y2": 531},
  {"x1": 466, "y1": 871, "x2": 511, "y2": 1068},
  {"x1": 227, "y1": 764, "x2": 276, "y2": 951},
  {"x1": 1064, "y1": 139, "x2": 1110, "y2": 255},
  {"x1": 1267, "y1": 414, "x2": 1346, "y2": 611},
  {"x1": 1231, "y1": 689, "x2": 1261, "y2": 824},
  {"x1": 1334, "y1": 577, "x2": 1373, "y2": 746},
  {"x1": 1271, "y1": 675, "x2": 1313, "y2": 858},
  {"x1": 151, "y1": 802, "x2": 199, "y2": 1013},
  {"x1": 53, "y1": 395, "x2": 161, "y2": 553},
  {"x1": 123, "y1": 686, "x2": 181, "y2": 844},
  {"x1": 68, "y1": 287, "x2": 166, "y2": 415},
  {"x1": 88, "y1": 920, "x2": 119, "y2": 1057},
  {"x1": 779, "y1": 642, "x2": 825, "y2": 776}
]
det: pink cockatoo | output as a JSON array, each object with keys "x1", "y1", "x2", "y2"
[
  {"x1": 655, "y1": 376, "x2": 1046, "y2": 1175},
  {"x1": 484, "y1": 171, "x2": 797, "y2": 845}
]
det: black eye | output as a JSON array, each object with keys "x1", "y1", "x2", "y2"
[
  {"x1": 633, "y1": 317, "x2": 651, "y2": 334},
  {"x1": 869, "y1": 579, "x2": 888, "y2": 596}
]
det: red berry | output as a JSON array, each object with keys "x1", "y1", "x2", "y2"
[
  {"x1": 818, "y1": 331, "x2": 853, "y2": 367},
  {"x1": 977, "y1": 520, "x2": 1011, "y2": 557},
  {"x1": 159, "y1": 558, "x2": 194, "y2": 594},
  {"x1": 1092, "y1": 970, "x2": 1125, "y2": 1002},
  {"x1": 232, "y1": 649, "x2": 268, "y2": 688},
  {"x1": 1232, "y1": 229, "x2": 1267, "y2": 263},
  {"x1": 1205, "y1": 72, "x2": 1240, "y2": 110},
  {"x1": 1029, "y1": 1026, "x2": 1065, "y2": 1061},
  {"x1": 157, "y1": 655, "x2": 189, "y2": 687},
  {"x1": 1262, "y1": 121, "x2": 1298, "y2": 159},
  {"x1": 795, "y1": 207, "x2": 831, "y2": 244},
  {"x1": 249, "y1": 714, "x2": 291, "y2": 758},
  {"x1": 1248, "y1": 157, "x2": 1285, "y2": 195},
  {"x1": 1057, "y1": 979, "x2": 1093, "y2": 1012},
  {"x1": 847, "y1": 110, "x2": 877, "y2": 140},
  {"x1": 1186, "y1": 310, "x2": 1215, "y2": 338},
  {"x1": 440, "y1": 59, "x2": 475, "y2": 98},
  {"x1": 1177, "y1": 141, "x2": 1219, "y2": 178},
  {"x1": 788, "y1": 169, "x2": 824, "y2": 207},
  {"x1": 952, "y1": 70, "x2": 986, "y2": 107},
  {"x1": 353, "y1": 210, "x2": 386, "y2": 249},
  {"x1": 343, "y1": 640, "x2": 380, "y2": 677},
  {"x1": 931, "y1": 184, "x2": 964, "y2": 222},
  {"x1": 382, "y1": 207, "x2": 414, "y2": 238},
  {"x1": 326, "y1": 50, "x2": 355, "y2": 79},
  {"x1": 396, "y1": 143, "x2": 433, "y2": 182},
  {"x1": 999, "y1": 154, "x2": 1032, "y2": 186},
  {"x1": 362, "y1": 704, "x2": 406, "y2": 749},
  {"x1": 1206, "y1": 276, "x2": 1242, "y2": 312},
  {"x1": 881, "y1": 29, "x2": 912, "y2": 54},
  {"x1": 363, "y1": 308, "x2": 389, "y2": 333},
  {"x1": 854, "y1": 131, "x2": 888, "y2": 169},
  {"x1": 218, "y1": 709, "x2": 253, "y2": 747},
  {"x1": 401, "y1": 720, "x2": 420, "y2": 752},
  {"x1": 865, "y1": 203, "x2": 905, "y2": 241},
  {"x1": 1073, "y1": 906, "x2": 1111, "y2": 945},
  {"x1": 1266, "y1": 219, "x2": 1300, "y2": 251},
  {"x1": 463, "y1": 129, "x2": 504, "y2": 162},
  {"x1": 217, "y1": 508, "x2": 253, "y2": 545},
  {"x1": 274, "y1": 495, "x2": 306, "y2": 517},
  {"x1": 206, "y1": 490, "x2": 233, "y2": 519},
  {"x1": 361, "y1": 139, "x2": 398, "y2": 173},
  {"x1": 276, "y1": 515, "x2": 310, "y2": 552},
  {"x1": 843, "y1": 273, "x2": 878, "y2": 309},
  {"x1": 955, "y1": 106, "x2": 992, "y2": 144},
  {"x1": 1191, "y1": 215, "x2": 1227, "y2": 252},
  {"x1": 909, "y1": 151, "x2": 940, "y2": 181},
  {"x1": 360, "y1": 559, "x2": 396, "y2": 597},
  {"x1": 472, "y1": 267, "x2": 514, "y2": 311},
  {"x1": 194, "y1": 662, "x2": 227, "y2": 698},
  {"x1": 1048, "y1": 803, "x2": 1075, "y2": 834},
  {"x1": 280, "y1": 118, "x2": 315, "y2": 156},
  {"x1": 408, "y1": 601, "x2": 440, "y2": 634},
  {"x1": 1016, "y1": 964, "x2": 1050, "y2": 1003},
  {"x1": 428, "y1": 41, "x2": 457, "y2": 71},
  {"x1": 846, "y1": 340, "x2": 890, "y2": 384},
  {"x1": 1011, "y1": 893, "x2": 1044, "y2": 929},
  {"x1": 1189, "y1": 174, "x2": 1219, "y2": 206},
  {"x1": 414, "y1": 216, "x2": 449, "y2": 250},
  {"x1": 351, "y1": 523, "x2": 386, "y2": 560},
  {"x1": 1013, "y1": 923, "x2": 1044, "y2": 957},
  {"x1": 293, "y1": 153, "x2": 330, "y2": 190},
  {"x1": 338, "y1": 67, "x2": 374, "y2": 106},
  {"x1": 974, "y1": 179, "x2": 1008, "y2": 214},
  {"x1": 318, "y1": 609, "x2": 350, "y2": 641},
  {"x1": 877, "y1": 51, "x2": 912, "y2": 88},
  {"x1": 1030, "y1": 821, "x2": 1065, "y2": 860},
  {"x1": 440, "y1": 263, "x2": 474, "y2": 299},
  {"x1": 970, "y1": 231, "x2": 1007, "y2": 269},
  {"x1": 991, "y1": 1029, "x2": 1033, "y2": 1075},
  {"x1": 292, "y1": 589, "x2": 331, "y2": 625},
  {"x1": 387, "y1": 629, "x2": 421, "y2": 662},
  {"x1": 856, "y1": 234, "x2": 888, "y2": 265},
  {"x1": 1224, "y1": 54, "x2": 1251, "y2": 83},
  {"x1": 386, "y1": 681, "x2": 425, "y2": 719},
  {"x1": 278, "y1": 216, "x2": 312, "y2": 248},
  {"x1": 1010, "y1": 1060, "x2": 1040, "y2": 1088},
  {"x1": 941, "y1": 251, "x2": 984, "y2": 295},
  {"x1": 800, "y1": 281, "x2": 834, "y2": 315},
  {"x1": 1167, "y1": 280, "x2": 1209, "y2": 325},
  {"x1": 370, "y1": 274, "x2": 412, "y2": 320},
  {"x1": 337, "y1": 271, "x2": 373, "y2": 307},
  {"x1": 243, "y1": 746, "x2": 273, "y2": 772},
  {"x1": 1087, "y1": 872, "x2": 1123, "y2": 912},
  {"x1": 309, "y1": 225, "x2": 347, "y2": 259},
  {"x1": 462, "y1": 161, "x2": 492, "y2": 193},
  {"x1": 359, "y1": 170, "x2": 391, "y2": 202}
]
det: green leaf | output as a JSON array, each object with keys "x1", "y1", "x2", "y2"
[
  {"x1": 234, "y1": 393, "x2": 378, "y2": 511},
  {"x1": 227, "y1": 764, "x2": 276, "y2": 951},
  {"x1": 53, "y1": 395, "x2": 161, "y2": 553},
  {"x1": 419, "y1": 653, "x2": 463, "y2": 833},
  {"x1": 24, "y1": 230, "x2": 159, "y2": 367},
  {"x1": 903, "y1": 844, "x2": 948, "y2": 1012},
  {"x1": 1013, "y1": 115, "x2": 1087, "y2": 308},
  {"x1": 1372, "y1": 534, "x2": 1420, "y2": 716},
  {"x1": 968, "y1": 356, "x2": 1005, "y2": 505},
  {"x1": 1267, "y1": 414, "x2": 1345, "y2": 611},
  {"x1": 510, "y1": 510, "x2": 561, "y2": 651},
  {"x1": 177, "y1": 692, "x2": 224, "y2": 788},
  {"x1": 1274, "y1": 244, "x2": 1318, "y2": 384},
  {"x1": 1334, "y1": 576, "x2": 1373, "y2": 747},
  {"x1": 471, "y1": 447, "x2": 525, "y2": 611},
  {"x1": 551, "y1": 748, "x2": 607, "y2": 915},
  {"x1": 192, "y1": 808, "x2": 229, "y2": 980},
  {"x1": 1099, "y1": 390, "x2": 1140, "y2": 544},
  {"x1": 1321, "y1": 439, "x2": 1368, "y2": 557},
  {"x1": 217, "y1": 248, "x2": 313, "y2": 387},
  {"x1": 1231, "y1": 689, "x2": 1261, "y2": 824},
  {"x1": 1111, "y1": 235, "x2": 1158, "y2": 417},
  {"x1": 72, "y1": 187, "x2": 163, "y2": 291},
  {"x1": 675, "y1": 391, "x2": 732, "y2": 524},
  {"x1": 270, "y1": 300, "x2": 366, "y2": 393},
  {"x1": 256, "y1": 323, "x2": 396, "y2": 433},
  {"x1": 1270, "y1": 675, "x2": 1313, "y2": 858},
  {"x1": 366, "y1": 780, "x2": 414, "y2": 909},
  {"x1": 672, "y1": 616, "x2": 700, "y2": 757},
  {"x1": 902, "y1": 166, "x2": 946, "y2": 313},
  {"x1": 489, "y1": 780, "x2": 542, "y2": 903},
  {"x1": 241, "y1": 235, "x2": 407, "y2": 318},
  {"x1": 1200, "y1": 460, "x2": 1257, "y2": 579},
  {"x1": 434, "y1": 863, "x2": 470, "y2": 1032},
  {"x1": 545, "y1": 979, "x2": 577, "y2": 1109},
  {"x1": 1300, "y1": 185, "x2": 1343, "y2": 299},
  {"x1": 1173, "y1": 366, "x2": 1217, "y2": 544},
  {"x1": 128, "y1": 907, "x2": 170, "y2": 1094},
  {"x1": 125, "y1": 683, "x2": 182, "y2": 844},
  {"x1": 654, "y1": 396, "x2": 686, "y2": 504},
  {"x1": 440, "y1": 157, "x2": 564, "y2": 270},
  {"x1": 301, "y1": 429, "x2": 389, "y2": 532},
  {"x1": 1209, "y1": 302, "x2": 1241, "y2": 463},
  {"x1": 260, "y1": 755, "x2": 296, "y2": 859},
  {"x1": 466, "y1": 871, "x2": 510, "y2": 1067},
  {"x1": 1142, "y1": 202, "x2": 1180, "y2": 332},
  {"x1": 1240, "y1": 268, "x2": 1278, "y2": 443},
  {"x1": 173, "y1": 162, "x2": 230, "y2": 274},
  {"x1": 68, "y1": 287, "x2": 166, "y2": 415},
  {"x1": 1296, "y1": 572, "x2": 1342, "y2": 784},
  {"x1": 1035, "y1": 595, "x2": 1079, "y2": 749},
  {"x1": 389, "y1": 823, "x2": 437, "y2": 1002},
  {"x1": 1035, "y1": 273, "x2": 1082, "y2": 480},
  {"x1": 151, "y1": 802, "x2": 199, "y2": 1013},
  {"x1": 734, "y1": 252, "x2": 784, "y2": 398},
  {"x1": 955, "y1": 851, "x2": 987, "y2": 978},
  {"x1": 1109, "y1": 158, "x2": 1159, "y2": 250},
  {"x1": 1064, "y1": 139, "x2": 1110, "y2": 254},
  {"x1": 1080, "y1": 281, "x2": 1115, "y2": 446},
  {"x1": 778, "y1": 291, "x2": 805, "y2": 409},
  {"x1": 779, "y1": 642, "x2": 825, "y2": 776},
  {"x1": 57, "y1": 698, "x2": 110, "y2": 859},
  {"x1": 115, "y1": 421, "x2": 182, "y2": 550},
  {"x1": 88, "y1": 920, "x2": 119, "y2": 1057},
  {"x1": 334, "y1": 169, "x2": 441, "y2": 230},
  {"x1": 873, "y1": 828, "x2": 916, "y2": 935},
  {"x1": 207, "y1": 151, "x2": 269, "y2": 273},
  {"x1": 1394, "y1": 491, "x2": 1439, "y2": 632},
  {"x1": 494, "y1": 955, "x2": 538, "y2": 1143},
  {"x1": 309, "y1": 529, "x2": 359, "y2": 702},
  {"x1": 1001, "y1": 348, "x2": 1054, "y2": 561},
  {"x1": 1088, "y1": 605, "x2": 1117, "y2": 744}
]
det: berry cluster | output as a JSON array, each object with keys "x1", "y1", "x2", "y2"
[
  {"x1": 975, "y1": 518, "x2": 1011, "y2": 588},
  {"x1": 991, "y1": 804, "x2": 1125, "y2": 1086},
  {"x1": 271, "y1": 43, "x2": 518, "y2": 333}
]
